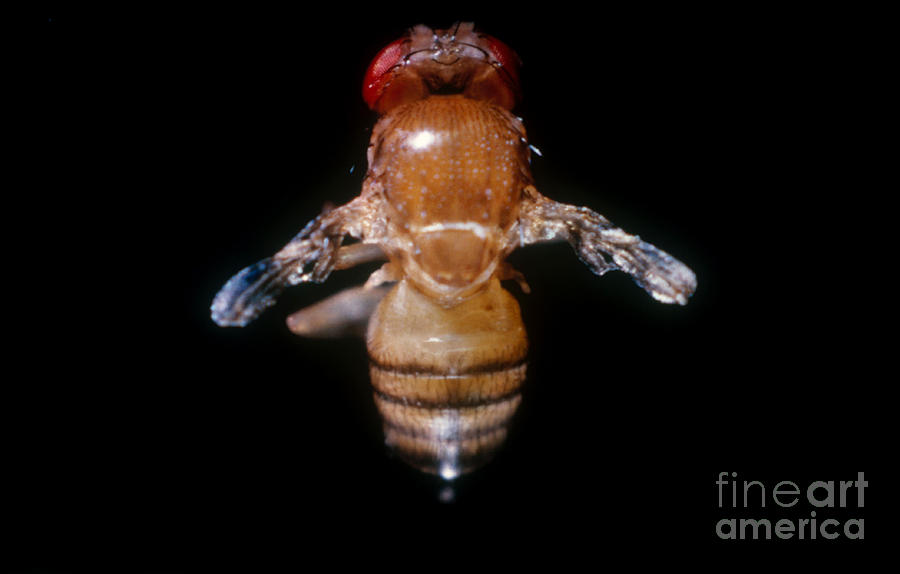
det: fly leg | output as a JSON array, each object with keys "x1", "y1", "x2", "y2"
[
  {"x1": 286, "y1": 251, "x2": 398, "y2": 337},
  {"x1": 285, "y1": 284, "x2": 392, "y2": 338}
]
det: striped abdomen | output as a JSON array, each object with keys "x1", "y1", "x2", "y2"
[{"x1": 366, "y1": 277, "x2": 527, "y2": 479}]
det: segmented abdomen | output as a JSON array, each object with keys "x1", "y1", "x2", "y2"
[{"x1": 366, "y1": 278, "x2": 527, "y2": 478}]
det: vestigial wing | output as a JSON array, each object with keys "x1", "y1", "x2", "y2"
[{"x1": 515, "y1": 186, "x2": 696, "y2": 305}]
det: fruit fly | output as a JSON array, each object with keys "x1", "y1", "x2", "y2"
[{"x1": 211, "y1": 22, "x2": 697, "y2": 479}]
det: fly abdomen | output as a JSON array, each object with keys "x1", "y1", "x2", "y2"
[
  {"x1": 371, "y1": 361, "x2": 525, "y2": 478},
  {"x1": 366, "y1": 277, "x2": 527, "y2": 478}
]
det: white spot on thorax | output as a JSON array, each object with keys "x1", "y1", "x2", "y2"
[
  {"x1": 416, "y1": 221, "x2": 493, "y2": 238},
  {"x1": 409, "y1": 130, "x2": 436, "y2": 150}
]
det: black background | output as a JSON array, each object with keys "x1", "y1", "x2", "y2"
[{"x1": 18, "y1": 6, "x2": 886, "y2": 571}]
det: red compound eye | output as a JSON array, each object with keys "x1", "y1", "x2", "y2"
[
  {"x1": 481, "y1": 34, "x2": 522, "y2": 94},
  {"x1": 362, "y1": 37, "x2": 408, "y2": 110}
]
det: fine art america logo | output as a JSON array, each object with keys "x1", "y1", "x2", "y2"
[{"x1": 715, "y1": 472, "x2": 866, "y2": 540}]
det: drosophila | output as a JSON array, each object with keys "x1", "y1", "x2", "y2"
[{"x1": 211, "y1": 22, "x2": 696, "y2": 479}]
